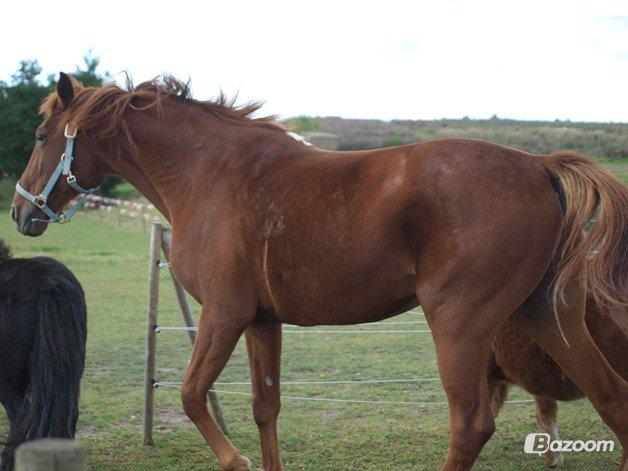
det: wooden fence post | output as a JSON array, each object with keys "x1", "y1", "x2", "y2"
[
  {"x1": 160, "y1": 228, "x2": 229, "y2": 435},
  {"x1": 142, "y1": 222, "x2": 162, "y2": 446},
  {"x1": 15, "y1": 439, "x2": 86, "y2": 471}
]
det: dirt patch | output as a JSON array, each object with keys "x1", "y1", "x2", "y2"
[
  {"x1": 75, "y1": 424, "x2": 101, "y2": 439},
  {"x1": 320, "y1": 408, "x2": 342, "y2": 420},
  {"x1": 155, "y1": 408, "x2": 193, "y2": 429}
]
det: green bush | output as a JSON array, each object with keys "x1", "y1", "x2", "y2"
[
  {"x1": 107, "y1": 180, "x2": 141, "y2": 200},
  {"x1": 386, "y1": 132, "x2": 405, "y2": 147},
  {"x1": 0, "y1": 177, "x2": 16, "y2": 210},
  {"x1": 281, "y1": 115, "x2": 326, "y2": 134}
]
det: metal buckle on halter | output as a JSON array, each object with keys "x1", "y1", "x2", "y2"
[
  {"x1": 66, "y1": 174, "x2": 77, "y2": 183},
  {"x1": 64, "y1": 123, "x2": 78, "y2": 138},
  {"x1": 34, "y1": 194, "x2": 47, "y2": 208}
]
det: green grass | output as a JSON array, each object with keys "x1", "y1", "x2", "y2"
[
  {"x1": 0, "y1": 178, "x2": 16, "y2": 210},
  {"x1": 0, "y1": 196, "x2": 624, "y2": 470}
]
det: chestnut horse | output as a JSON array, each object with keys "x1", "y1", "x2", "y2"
[
  {"x1": 10, "y1": 74, "x2": 628, "y2": 471},
  {"x1": 489, "y1": 298, "x2": 627, "y2": 467}
]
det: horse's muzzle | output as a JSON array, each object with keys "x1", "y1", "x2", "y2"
[{"x1": 11, "y1": 203, "x2": 48, "y2": 237}]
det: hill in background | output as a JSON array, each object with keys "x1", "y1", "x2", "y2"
[{"x1": 284, "y1": 116, "x2": 627, "y2": 158}]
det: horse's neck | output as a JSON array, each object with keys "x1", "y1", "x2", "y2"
[
  {"x1": 106, "y1": 149, "x2": 171, "y2": 220},
  {"x1": 113, "y1": 106, "x2": 274, "y2": 219}
]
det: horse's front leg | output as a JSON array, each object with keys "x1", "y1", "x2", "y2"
[
  {"x1": 181, "y1": 293, "x2": 255, "y2": 471},
  {"x1": 245, "y1": 319, "x2": 283, "y2": 471}
]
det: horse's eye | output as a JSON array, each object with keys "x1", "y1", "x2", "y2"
[{"x1": 36, "y1": 134, "x2": 47, "y2": 143}]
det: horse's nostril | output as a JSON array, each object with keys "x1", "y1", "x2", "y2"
[
  {"x1": 10, "y1": 205, "x2": 17, "y2": 222},
  {"x1": 22, "y1": 219, "x2": 31, "y2": 234}
]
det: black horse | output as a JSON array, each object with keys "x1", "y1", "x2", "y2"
[{"x1": 0, "y1": 240, "x2": 87, "y2": 470}]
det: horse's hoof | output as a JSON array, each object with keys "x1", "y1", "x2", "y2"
[
  {"x1": 543, "y1": 451, "x2": 564, "y2": 468},
  {"x1": 224, "y1": 455, "x2": 252, "y2": 471}
]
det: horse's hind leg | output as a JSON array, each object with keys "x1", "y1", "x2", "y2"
[
  {"x1": 534, "y1": 397, "x2": 564, "y2": 468},
  {"x1": 416, "y1": 225, "x2": 559, "y2": 468},
  {"x1": 245, "y1": 319, "x2": 283, "y2": 471},
  {"x1": 419, "y1": 280, "x2": 548, "y2": 470},
  {"x1": 510, "y1": 280, "x2": 628, "y2": 469},
  {"x1": 422, "y1": 310, "x2": 502, "y2": 471}
]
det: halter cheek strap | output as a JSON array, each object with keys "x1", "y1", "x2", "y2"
[{"x1": 15, "y1": 123, "x2": 100, "y2": 223}]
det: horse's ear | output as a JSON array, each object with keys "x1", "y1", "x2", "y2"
[{"x1": 57, "y1": 72, "x2": 75, "y2": 108}]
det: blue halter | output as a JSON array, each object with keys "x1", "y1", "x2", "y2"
[{"x1": 15, "y1": 123, "x2": 100, "y2": 223}]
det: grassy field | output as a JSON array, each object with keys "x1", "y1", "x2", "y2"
[{"x1": 0, "y1": 209, "x2": 623, "y2": 470}]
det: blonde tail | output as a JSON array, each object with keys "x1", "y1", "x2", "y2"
[{"x1": 543, "y1": 153, "x2": 627, "y2": 331}]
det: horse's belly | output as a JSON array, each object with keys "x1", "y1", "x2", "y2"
[
  {"x1": 262, "y1": 243, "x2": 418, "y2": 325},
  {"x1": 282, "y1": 283, "x2": 418, "y2": 326}
]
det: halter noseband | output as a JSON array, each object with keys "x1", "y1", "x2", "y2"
[{"x1": 15, "y1": 123, "x2": 100, "y2": 223}]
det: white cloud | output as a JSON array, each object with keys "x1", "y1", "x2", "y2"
[{"x1": 1, "y1": 0, "x2": 626, "y2": 121}]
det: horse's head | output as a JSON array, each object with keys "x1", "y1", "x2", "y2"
[{"x1": 11, "y1": 73, "x2": 108, "y2": 236}]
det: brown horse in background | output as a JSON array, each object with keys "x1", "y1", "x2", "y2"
[
  {"x1": 10, "y1": 73, "x2": 628, "y2": 470},
  {"x1": 489, "y1": 297, "x2": 627, "y2": 467}
]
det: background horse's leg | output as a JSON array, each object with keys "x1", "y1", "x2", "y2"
[
  {"x1": 488, "y1": 379, "x2": 509, "y2": 419},
  {"x1": 245, "y1": 320, "x2": 283, "y2": 471},
  {"x1": 534, "y1": 396, "x2": 564, "y2": 468},
  {"x1": 181, "y1": 306, "x2": 251, "y2": 471},
  {"x1": 510, "y1": 280, "x2": 628, "y2": 469}
]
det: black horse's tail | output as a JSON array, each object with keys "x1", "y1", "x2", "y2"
[{"x1": 7, "y1": 271, "x2": 87, "y2": 446}]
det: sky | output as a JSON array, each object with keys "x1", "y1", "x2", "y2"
[{"x1": 1, "y1": 0, "x2": 627, "y2": 122}]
